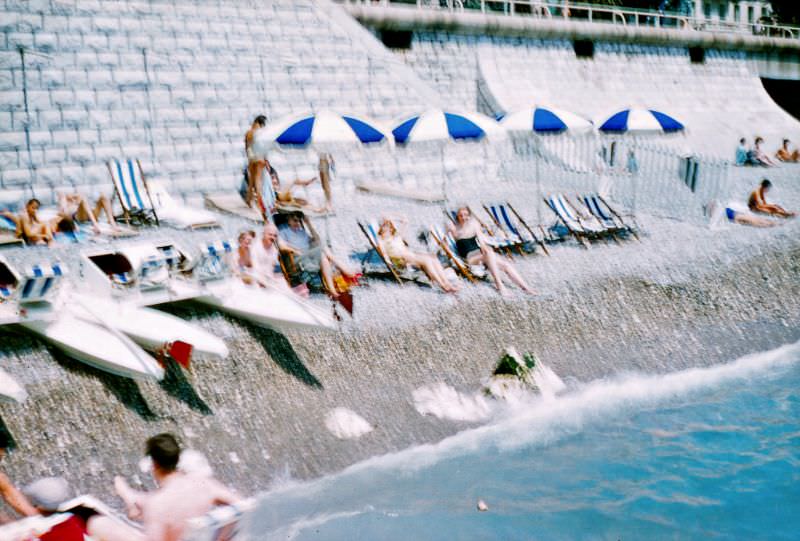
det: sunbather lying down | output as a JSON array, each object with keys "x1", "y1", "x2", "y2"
[
  {"x1": 707, "y1": 200, "x2": 778, "y2": 228},
  {"x1": 377, "y1": 216, "x2": 460, "y2": 293},
  {"x1": 272, "y1": 154, "x2": 334, "y2": 214}
]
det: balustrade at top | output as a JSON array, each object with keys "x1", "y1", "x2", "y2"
[{"x1": 338, "y1": 1, "x2": 799, "y2": 41}]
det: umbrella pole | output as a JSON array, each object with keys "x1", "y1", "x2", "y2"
[
  {"x1": 441, "y1": 143, "x2": 448, "y2": 202},
  {"x1": 535, "y1": 136, "x2": 541, "y2": 225}
]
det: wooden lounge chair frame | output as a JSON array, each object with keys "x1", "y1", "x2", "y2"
[
  {"x1": 443, "y1": 206, "x2": 520, "y2": 256},
  {"x1": 483, "y1": 202, "x2": 550, "y2": 256},
  {"x1": 356, "y1": 220, "x2": 404, "y2": 285},
  {"x1": 427, "y1": 225, "x2": 478, "y2": 283},
  {"x1": 543, "y1": 193, "x2": 604, "y2": 248},
  {"x1": 107, "y1": 158, "x2": 159, "y2": 227},
  {"x1": 583, "y1": 193, "x2": 640, "y2": 241}
]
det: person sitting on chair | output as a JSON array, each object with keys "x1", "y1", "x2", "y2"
[
  {"x1": 251, "y1": 223, "x2": 298, "y2": 293},
  {"x1": 447, "y1": 206, "x2": 535, "y2": 297},
  {"x1": 775, "y1": 139, "x2": 799, "y2": 163},
  {"x1": 377, "y1": 216, "x2": 459, "y2": 293},
  {"x1": 234, "y1": 230, "x2": 257, "y2": 285},
  {"x1": 277, "y1": 212, "x2": 356, "y2": 298},
  {"x1": 748, "y1": 179, "x2": 796, "y2": 218},
  {"x1": 56, "y1": 192, "x2": 117, "y2": 235},
  {"x1": 17, "y1": 198, "x2": 54, "y2": 245}
]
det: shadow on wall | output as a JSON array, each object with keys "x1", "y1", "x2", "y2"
[
  {"x1": 49, "y1": 349, "x2": 159, "y2": 421},
  {"x1": 159, "y1": 361, "x2": 213, "y2": 415},
  {"x1": 247, "y1": 325, "x2": 323, "y2": 389}
]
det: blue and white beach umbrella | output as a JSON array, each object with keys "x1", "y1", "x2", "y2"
[
  {"x1": 501, "y1": 106, "x2": 592, "y2": 134},
  {"x1": 391, "y1": 109, "x2": 503, "y2": 144},
  {"x1": 598, "y1": 108, "x2": 684, "y2": 134},
  {"x1": 254, "y1": 109, "x2": 390, "y2": 151}
]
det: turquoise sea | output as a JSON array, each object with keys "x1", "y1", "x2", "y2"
[{"x1": 248, "y1": 341, "x2": 800, "y2": 540}]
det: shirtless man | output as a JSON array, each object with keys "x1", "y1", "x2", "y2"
[
  {"x1": 748, "y1": 179, "x2": 796, "y2": 218},
  {"x1": 0, "y1": 441, "x2": 37, "y2": 523},
  {"x1": 18, "y1": 198, "x2": 54, "y2": 245},
  {"x1": 244, "y1": 115, "x2": 269, "y2": 209},
  {"x1": 775, "y1": 139, "x2": 799, "y2": 163},
  {"x1": 106, "y1": 433, "x2": 240, "y2": 541}
]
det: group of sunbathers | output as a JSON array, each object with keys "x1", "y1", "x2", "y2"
[
  {"x1": 736, "y1": 136, "x2": 800, "y2": 167},
  {"x1": 1, "y1": 193, "x2": 119, "y2": 246}
]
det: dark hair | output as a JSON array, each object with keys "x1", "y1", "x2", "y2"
[
  {"x1": 761, "y1": 178, "x2": 772, "y2": 189},
  {"x1": 783, "y1": 138, "x2": 790, "y2": 146},
  {"x1": 755, "y1": 136, "x2": 764, "y2": 144},
  {"x1": 26, "y1": 198, "x2": 41, "y2": 207},
  {"x1": 254, "y1": 115, "x2": 267, "y2": 127},
  {"x1": 739, "y1": 138, "x2": 746, "y2": 144},
  {"x1": 145, "y1": 433, "x2": 180, "y2": 472},
  {"x1": 56, "y1": 217, "x2": 76, "y2": 233}
]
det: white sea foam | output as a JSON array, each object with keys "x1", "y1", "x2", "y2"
[
  {"x1": 252, "y1": 340, "x2": 800, "y2": 513},
  {"x1": 324, "y1": 407, "x2": 373, "y2": 439},
  {"x1": 412, "y1": 382, "x2": 492, "y2": 422}
]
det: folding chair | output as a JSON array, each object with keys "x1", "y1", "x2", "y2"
[
  {"x1": 356, "y1": 219, "x2": 404, "y2": 284},
  {"x1": 427, "y1": 224, "x2": 485, "y2": 282},
  {"x1": 582, "y1": 193, "x2": 640, "y2": 241},
  {"x1": 18, "y1": 262, "x2": 66, "y2": 304},
  {"x1": 544, "y1": 193, "x2": 610, "y2": 248},
  {"x1": 443, "y1": 207, "x2": 520, "y2": 255},
  {"x1": 108, "y1": 158, "x2": 159, "y2": 226},
  {"x1": 483, "y1": 202, "x2": 550, "y2": 256}
]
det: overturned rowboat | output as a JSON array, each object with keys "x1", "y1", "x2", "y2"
[
  {"x1": 190, "y1": 241, "x2": 337, "y2": 332},
  {"x1": 0, "y1": 257, "x2": 164, "y2": 381}
]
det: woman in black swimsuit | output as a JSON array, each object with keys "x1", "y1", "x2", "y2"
[{"x1": 447, "y1": 207, "x2": 534, "y2": 296}]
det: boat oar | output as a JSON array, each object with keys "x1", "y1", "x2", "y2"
[{"x1": 70, "y1": 295, "x2": 163, "y2": 380}]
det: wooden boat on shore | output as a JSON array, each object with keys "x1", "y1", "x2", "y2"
[{"x1": 0, "y1": 257, "x2": 164, "y2": 381}]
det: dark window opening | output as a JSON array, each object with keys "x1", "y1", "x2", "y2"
[
  {"x1": 380, "y1": 30, "x2": 413, "y2": 50},
  {"x1": 688, "y1": 46, "x2": 705, "y2": 64},
  {"x1": 573, "y1": 39, "x2": 594, "y2": 59}
]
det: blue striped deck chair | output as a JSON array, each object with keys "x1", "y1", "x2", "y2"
[
  {"x1": 544, "y1": 193, "x2": 608, "y2": 248},
  {"x1": 483, "y1": 202, "x2": 550, "y2": 256},
  {"x1": 428, "y1": 224, "x2": 484, "y2": 282},
  {"x1": 582, "y1": 193, "x2": 639, "y2": 240},
  {"x1": 138, "y1": 253, "x2": 170, "y2": 291},
  {"x1": 195, "y1": 240, "x2": 233, "y2": 283},
  {"x1": 443, "y1": 207, "x2": 519, "y2": 255},
  {"x1": 357, "y1": 219, "x2": 403, "y2": 284},
  {"x1": 108, "y1": 158, "x2": 159, "y2": 226},
  {"x1": 18, "y1": 262, "x2": 66, "y2": 304},
  {"x1": 182, "y1": 497, "x2": 255, "y2": 541}
]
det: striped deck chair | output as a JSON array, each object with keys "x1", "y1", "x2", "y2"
[
  {"x1": 357, "y1": 220, "x2": 403, "y2": 284},
  {"x1": 182, "y1": 498, "x2": 256, "y2": 541},
  {"x1": 544, "y1": 193, "x2": 609, "y2": 248},
  {"x1": 428, "y1": 224, "x2": 485, "y2": 282},
  {"x1": 443, "y1": 207, "x2": 520, "y2": 254},
  {"x1": 18, "y1": 262, "x2": 66, "y2": 304},
  {"x1": 194, "y1": 240, "x2": 233, "y2": 283},
  {"x1": 583, "y1": 193, "x2": 640, "y2": 240},
  {"x1": 108, "y1": 158, "x2": 159, "y2": 226},
  {"x1": 483, "y1": 202, "x2": 550, "y2": 256}
]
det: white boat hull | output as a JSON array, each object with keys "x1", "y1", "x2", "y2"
[
  {"x1": 70, "y1": 294, "x2": 228, "y2": 359},
  {"x1": 195, "y1": 280, "x2": 336, "y2": 332},
  {"x1": 21, "y1": 314, "x2": 164, "y2": 381},
  {"x1": 0, "y1": 368, "x2": 26, "y2": 403}
]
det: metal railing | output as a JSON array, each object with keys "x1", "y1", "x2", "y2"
[{"x1": 339, "y1": 1, "x2": 799, "y2": 41}]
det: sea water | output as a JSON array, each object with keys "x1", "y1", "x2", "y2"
[{"x1": 247, "y1": 342, "x2": 800, "y2": 540}]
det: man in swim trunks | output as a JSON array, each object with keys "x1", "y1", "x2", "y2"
[
  {"x1": 17, "y1": 198, "x2": 54, "y2": 245},
  {"x1": 244, "y1": 115, "x2": 270, "y2": 209},
  {"x1": 775, "y1": 139, "x2": 799, "y2": 163},
  {"x1": 748, "y1": 179, "x2": 796, "y2": 218}
]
